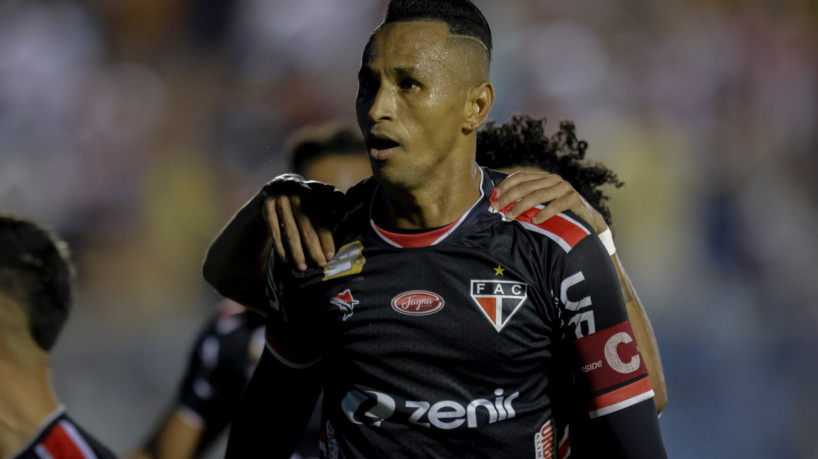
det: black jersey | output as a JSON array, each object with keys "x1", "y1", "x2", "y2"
[
  {"x1": 10, "y1": 406, "x2": 115, "y2": 459},
  {"x1": 265, "y1": 168, "x2": 655, "y2": 458},
  {"x1": 177, "y1": 301, "x2": 265, "y2": 450}
]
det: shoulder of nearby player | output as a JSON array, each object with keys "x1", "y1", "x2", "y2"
[
  {"x1": 22, "y1": 410, "x2": 115, "y2": 459},
  {"x1": 491, "y1": 198, "x2": 594, "y2": 255}
]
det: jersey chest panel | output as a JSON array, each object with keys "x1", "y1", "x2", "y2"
[{"x1": 279, "y1": 221, "x2": 572, "y2": 458}]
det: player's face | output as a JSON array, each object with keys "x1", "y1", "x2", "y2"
[
  {"x1": 355, "y1": 21, "x2": 473, "y2": 189},
  {"x1": 302, "y1": 153, "x2": 371, "y2": 193}
]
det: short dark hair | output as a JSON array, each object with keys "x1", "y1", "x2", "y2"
[
  {"x1": 288, "y1": 123, "x2": 366, "y2": 176},
  {"x1": 0, "y1": 215, "x2": 74, "y2": 351},
  {"x1": 384, "y1": 0, "x2": 492, "y2": 60},
  {"x1": 477, "y1": 115, "x2": 624, "y2": 227}
]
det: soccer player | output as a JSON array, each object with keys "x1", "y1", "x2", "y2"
[
  {"x1": 0, "y1": 214, "x2": 116, "y2": 459},
  {"x1": 138, "y1": 119, "x2": 663, "y2": 459},
  {"x1": 129, "y1": 123, "x2": 372, "y2": 459},
  {"x1": 204, "y1": 1, "x2": 667, "y2": 457}
]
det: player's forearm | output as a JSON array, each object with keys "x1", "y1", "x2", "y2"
[
  {"x1": 203, "y1": 191, "x2": 273, "y2": 311},
  {"x1": 587, "y1": 399, "x2": 668, "y2": 458},
  {"x1": 612, "y1": 253, "x2": 667, "y2": 413},
  {"x1": 226, "y1": 350, "x2": 322, "y2": 459}
]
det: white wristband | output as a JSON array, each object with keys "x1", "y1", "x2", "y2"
[{"x1": 598, "y1": 228, "x2": 616, "y2": 256}]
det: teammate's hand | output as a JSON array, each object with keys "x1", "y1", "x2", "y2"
[
  {"x1": 491, "y1": 171, "x2": 608, "y2": 234},
  {"x1": 260, "y1": 174, "x2": 345, "y2": 271}
]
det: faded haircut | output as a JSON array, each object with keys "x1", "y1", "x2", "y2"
[{"x1": 383, "y1": 0, "x2": 492, "y2": 60}]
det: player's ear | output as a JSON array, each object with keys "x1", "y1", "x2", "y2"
[{"x1": 463, "y1": 81, "x2": 494, "y2": 133}]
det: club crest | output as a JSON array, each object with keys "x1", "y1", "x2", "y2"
[{"x1": 470, "y1": 280, "x2": 528, "y2": 332}]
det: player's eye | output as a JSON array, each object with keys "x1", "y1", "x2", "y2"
[{"x1": 398, "y1": 78, "x2": 420, "y2": 91}]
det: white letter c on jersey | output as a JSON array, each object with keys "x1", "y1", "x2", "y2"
[{"x1": 604, "y1": 332, "x2": 641, "y2": 374}]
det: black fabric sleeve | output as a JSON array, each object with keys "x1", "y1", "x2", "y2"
[
  {"x1": 225, "y1": 347, "x2": 322, "y2": 459},
  {"x1": 556, "y1": 228, "x2": 667, "y2": 458}
]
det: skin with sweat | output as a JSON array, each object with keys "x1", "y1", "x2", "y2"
[{"x1": 356, "y1": 21, "x2": 494, "y2": 230}]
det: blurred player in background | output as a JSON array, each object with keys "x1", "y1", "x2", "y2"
[
  {"x1": 0, "y1": 214, "x2": 116, "y2": 459},
  {"x1": 129, "y1": 123, "x2": 372, "y2": 459}
]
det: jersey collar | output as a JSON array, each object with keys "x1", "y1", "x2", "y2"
[{"x1": 370, "y1": 168, "x2": 493, "y2": 248}]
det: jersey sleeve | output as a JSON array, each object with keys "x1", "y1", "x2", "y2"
[
  {"x1": 176, "y1": 309, "x2": 253, "y2": 448},
  {"x1": 554, "y1": 225, "x2": 654, "y2": 417},
  {"x1": 550, "y1": 216, "x2": 667, "y2": 457},
  {"x1": 264, "y1": 248, "x2": 323, "y2": 368}
]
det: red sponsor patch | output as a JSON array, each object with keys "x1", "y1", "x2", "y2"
[
  {"x1": 534, "y1": 420, "x2": 554, "y2": 459},
  {"x1": 391, "y1": 290, "x2": 445, "y2": 316},
  {"x1": 572, "y1": 321, "x2": 648, "y2": 393}
]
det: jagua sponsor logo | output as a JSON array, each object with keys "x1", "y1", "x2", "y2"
[
  {"x1": 391, "y1": 290, "x2": 444, "y2": 316},
  {"x1": 342, "y1": 388, "x2": 520, "y2": 430}
]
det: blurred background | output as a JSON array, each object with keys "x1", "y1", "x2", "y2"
[{"x1": 1, "y1": 0, "x2": 816, "y2": 457}]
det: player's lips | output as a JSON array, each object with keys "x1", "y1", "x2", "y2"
[{"x1": 366, "y1": 133, "x2": 401, "y2": 160}]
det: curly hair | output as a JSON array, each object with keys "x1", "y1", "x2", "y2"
[{"x1": 477, "y1": 114, "x2": 623, "y2": 227}]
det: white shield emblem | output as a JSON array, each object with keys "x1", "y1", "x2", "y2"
[{"x1": 470, "y1": 280, "x2": 528, "y2": 332}]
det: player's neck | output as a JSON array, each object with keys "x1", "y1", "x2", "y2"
[
  {"x1": 0, "y1": 357, "x2": 60, "y2": 457},
  {"x1": 376, "y1": 161, "x2": 482, "y2": 230}
]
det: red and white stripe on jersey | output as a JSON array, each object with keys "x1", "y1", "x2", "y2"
[
  {"x1": 558, "y1": 425, "x2": 571, "y2": 459},
  {"x1": 489, "y1": 190, "x2": 591, "y2": 253},
  {"x1": 370, "y1": 172, "x2": 488, "y2": 248},
  {"x1": 35, "y1": 419, "x2": 98, "y2": 459},
  {"x1": 572, "y1": 321, "x2": 654, "y2": 418},
  {"x1": 587, "y1": 377, "x2": 654, "y2": 419},
  {"x1": 372, "y1": 218, "x2": 462, "y2": 248}
]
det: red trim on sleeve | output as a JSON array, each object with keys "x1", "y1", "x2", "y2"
[
  {"x1": 490, "y1": 188, "x2": 590, "y2": 250},
  {"x1": 573, "y1": 321, "x2": 648, "y2": 393},
  {"x1": 587, "y1": 377, "x2": 654, "y2": 418},
  {"x1": 530, "y1": 213, "x2": 588, "y2": 249}
]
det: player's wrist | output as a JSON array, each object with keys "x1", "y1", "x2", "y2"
[{"x1": 598, "y1": 227, "x2": 616, "y2": 256}]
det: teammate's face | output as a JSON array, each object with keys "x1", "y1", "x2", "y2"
[
  {"x1": 355, "y1": 21, "x2": 475, "y2": 189},
  {"x1": 302, "y1": 153, "x2": 371, "y2": 193}
]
